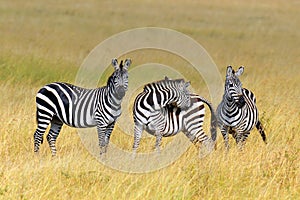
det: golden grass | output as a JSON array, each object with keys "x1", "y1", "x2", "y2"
[{"x1": 0, "y1": 0, "x2": 299, "y2": 199}]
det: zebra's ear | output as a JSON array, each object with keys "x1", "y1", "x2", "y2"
[
  {"x1": 226, "y1": 66, "x2": 233, "y2": 77},
  {"x1": 235, "y1": 66, "x2": 244, "y2": 77},
  {"x1": 165, "y1": 76, "x2": 170, "y2": 81},
  {"x1": 112, "y1": 58, "x2": 119, "y2": 70},
  {"x1": 184, "y1": 81, "x2": 191, "y2": 88},
  {"x1": 123, "y1": 58, "x2": 131, "y2": 70}
]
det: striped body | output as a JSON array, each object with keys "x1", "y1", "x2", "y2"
[
  {"x1": 33, "y1": 58, "x2": 131, "y2": 156},
  {"x1": 36, "y1": 83, "x2": 121, "y2": 128},
  {"x1": 133, "y1": 94, "x2": 217, "y2": 154},
  {"x1": 217, "y1": 88, "x2": 258, "y2": 132},
  {"x1": 217, "y1": 66, "x2": 267, "y2": 150},
  {"x1": 132, "y1": 77, "x2": 216, "y2": 155}
]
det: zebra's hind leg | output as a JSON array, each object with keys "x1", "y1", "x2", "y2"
[
  {"x1": 34, "y1": 129, "x2": 47, "y2": 154},
  {"x1": 186, "y1": 130, "x2": 215, "y2": 158},
  {"x1": 154, "y1": 131, "x2": 162, "y2": 154},
  {"x1": 199, "y1": 137, "x2": 215, "y2": 158},
  {"x1": 34, "y1": 109, "x2": 53, "y2": 154},
  {"x1": 46, "y1": 118, "x2": 63, "y2": 157},
  {"x1": 132, "y1": 122, "x2": 143, "y2": 157},
  {"x1": 256, "y1": 120, "x2": 267, "y2": 144}
]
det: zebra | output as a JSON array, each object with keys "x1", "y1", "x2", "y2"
[
  {"x1": 33, "y1": 58, "x2": 131, "y2": 156},
  {"x1": 216, "y1": 66, "x2": 267, "y2": 150},
  {"x1": 132, "y1": 77, "x2": 217, "y2": 156}
]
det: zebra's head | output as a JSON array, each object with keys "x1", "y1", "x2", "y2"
[
  {"x1": 110, "y1": 58, "x2": 131, "y2": 99},
  {"x1": 225, "y1": 66, "x2": 245, "y2": 106},
  {"x1": 173, "y1": 79, "x2": 191, "y2": 109}
]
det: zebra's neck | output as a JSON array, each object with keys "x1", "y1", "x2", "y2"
[
  {"x1": 152, "y1": 90, "x2": 177, "y2": 110},
  {"x1": 162, "y1": 92, "x2": 177, "y2": 108},
  {"x1": 105, "y1": 85, "x2": 123, "y2": 108}
]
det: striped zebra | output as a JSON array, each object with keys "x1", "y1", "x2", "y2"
[
  {"x1": 132, "y1": 77, "x2": 217, "y2": 156},
  {"x1": 33, "y1": 58, "x2": 131, "y2": 156},
  {"x1": 217, "y1": 66, "x2": 267, "y2": 150}
]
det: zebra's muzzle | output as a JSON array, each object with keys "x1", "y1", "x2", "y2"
[
  {"x1": 236, "y1": 95, "x2": 245, "y2": 108},
  {"x1": 116, "y1": 87, "x2": 126, "y2": 99}
]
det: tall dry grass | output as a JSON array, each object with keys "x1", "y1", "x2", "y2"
[{"x1": 0, "y1": 0, "x2": 299, "y2": 199}]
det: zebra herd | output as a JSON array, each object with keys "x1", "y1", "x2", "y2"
[{"x1": 33, "y1": 58, "x2": 267, "y2": 157}]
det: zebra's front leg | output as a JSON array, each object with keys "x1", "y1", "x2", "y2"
[
  {"x1": 235, "y1": 132, "x2": 247, "y2": 151},
  {"x1": 96, "y1": 124, "x2": 108, "y2": 156},
  {"x1": 132, "y1": 122, "x2": 143, "y2": 157},
  {"x1": 155, "y1": 131, "x2": 162, "y2": 154},
  {"x1": 104, "y1": 121, "x2": 116, "y2": 149},
  {"x1": 220, "y1": 125, "x2": 229, "y2": 151}
]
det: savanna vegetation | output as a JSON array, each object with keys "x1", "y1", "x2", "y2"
[{"x1": 0, "y1": 0, "x2": 299, "y2": 199}]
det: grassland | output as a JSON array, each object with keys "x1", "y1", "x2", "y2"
[{"x1": 0, "y1": 0, "x2": 299, "y2": 199}]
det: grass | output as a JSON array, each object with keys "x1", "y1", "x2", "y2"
[{"x1": 0, "y1": 0, "x2": 299, "y2": 199}]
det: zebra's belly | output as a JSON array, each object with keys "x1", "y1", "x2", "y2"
[
  {"x1": 60, "y1": 115, "x2": 97, "y2": 128},
  {"x1": 144, "y1": 122, "x2": 182, "y2": 137}
]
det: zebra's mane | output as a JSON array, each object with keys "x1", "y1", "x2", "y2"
[
  {"x1": 119, "y1": 60, "x2": 124, "y2": 70},
  {"x1": 143, "y1": 78, "x2": 184, "y2": 92}
]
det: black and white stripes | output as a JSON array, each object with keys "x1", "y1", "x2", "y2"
[
  {"x1": 33, "y1": 62, "x2": 266, "y2": 157},
  {"x1": 132, "y1": 77, "x2": 217, "y2": 155},
  {"x1": 33, "y1": 58, "x2": 131, "y2": 156},
  {"x1": 217, "y1": 66, "x2": 267, "y2": 150}
]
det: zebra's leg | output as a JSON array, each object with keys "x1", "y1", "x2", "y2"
[
  {"x1": 235, "y1": 132, "x2": 247, "y2": 151},
  {"x1": 105, "y1": 123, "x2": 115, "y2": 146},
  {"x1": 220, "y1": 125, "x2": 230, "y2": 151},
  {"x1": 183, "y1": 130, "x2": 214, "y2": 157},
  {"x1": 46, "y1": 124, "x2": 63, "y2": 156},
  {"x1": 34, "y1": 109, "x2": 52, "y2": 154},
  {"x1": 256, "y1": 120, "x2": 267, "y2": 144},
  {"x1": 132, "y1": 122, "x2": 143, "y2": 156},
  {"x1": 102, "y1": 121, "x2": 116, "y2": 153},
  {"x1": 46, "y1": 119, "x2": 63, "y2": 157},
  {"x1": 199, "y1": 136, "x2": 215, "y2": 158},
  {"x1": 203, "y1": 137, "x2": 215, "y2": 152},
  {"x1": 96, "y1": 124, "x2": 108, "y2": 155},
  {"x1": 155, "y1": 131, "x2": 162, "y2": 154}
]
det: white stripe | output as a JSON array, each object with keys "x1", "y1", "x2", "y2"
[
  {"x1": 36, "y1": 93, "x2": 57, "y2": 114},
  {"x1": 38, "y1": 112, "x2": 52, "y2": 119}
]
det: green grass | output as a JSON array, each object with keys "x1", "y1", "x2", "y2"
[
  {"x1": 0, "y1": 0, "x2": 299, "y2": 199},
  {"x1": 0, "y1": 54, "x2": 76, "y2": 85}
]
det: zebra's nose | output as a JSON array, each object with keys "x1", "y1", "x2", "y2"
[
  {"x1": 116, "y1": 87, "x2": 126, "y2": 98},
  {"x1": 237, "y1": 95, "x2": 245, "y2": 108}
]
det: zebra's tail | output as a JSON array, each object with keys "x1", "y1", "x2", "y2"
[
  {"x1": 256, "y1": 120, "x2": 267, "y2": 144},
  {"x1": 198, "y1": 96, "x2": 218, "y2": 143}
]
